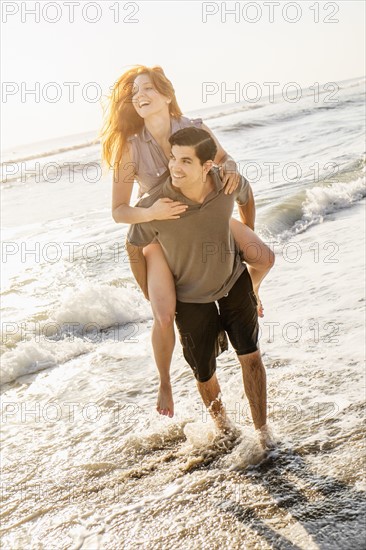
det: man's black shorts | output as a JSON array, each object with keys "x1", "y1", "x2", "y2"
[{"x1": 175, "y1": 269, "x2": 259, "y2": 383}]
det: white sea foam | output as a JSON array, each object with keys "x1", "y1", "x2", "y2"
[
  {"x1": 267, "y1": 174, "x2": 366, "y2": 241},
  {"x1": 1, "y1": 283, "x2": 150, "y2": 385},
  {"x1": 53, "y1": 282, "x2": 150, "y2": 328},
  {"x1": 297, "y1": 176, "x2": 366, "y2": 233},
  {"x1": 0, "y1": 337, "x2": 93, "y2": 385}
]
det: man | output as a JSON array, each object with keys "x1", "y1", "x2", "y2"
[{"x1": 126, "y1": 127, "x2": 272, "y2": 448}]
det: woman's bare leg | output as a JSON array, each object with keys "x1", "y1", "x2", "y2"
[
  {"x1": 230, "y1": 219, "x2": 275, "y2": 317},
  {"x1": 143, "y1": 243, "x2": 176, "y2": 417}
]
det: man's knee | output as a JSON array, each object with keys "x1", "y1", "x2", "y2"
[
  {"x1": 238, "y1": 350, "x2": 263, "y2": 369},
  {"x1": 196, "y1": 372, "x2": 216, "y2": 386}
]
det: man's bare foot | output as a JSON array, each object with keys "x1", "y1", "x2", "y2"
[
  {"x1": 221, "y1": 423, "x2": 241, "y2": 442},
  {"x1": 213, "y1": 416, "x2": 241, "y2": 439},
  {"x1": 156, "y1": 383, "x2": 174, "y2": 418},
  {"x1": 212, "y1": 422, "x2": 241, "y2": 452},
  {"x1": 258, "y1": 424, "x2": 276, "y2": 450}
]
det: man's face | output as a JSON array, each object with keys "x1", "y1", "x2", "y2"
[{"x1": 169, "y1": 145, "x2": 204, "y2": 188}]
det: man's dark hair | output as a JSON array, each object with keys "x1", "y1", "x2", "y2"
[{"x1": 168, "y1": 127, "x2": 217, "y2": 165}]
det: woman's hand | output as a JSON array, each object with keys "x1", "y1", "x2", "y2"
[
  {"x1": 219, "y1": 159, "x2": 241, "y2": 195},
  {"x1": 148, "y1": 198, "x2": 188, "y2": 220}
]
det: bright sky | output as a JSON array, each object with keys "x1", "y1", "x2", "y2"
[{"x1": 1, "y1": 0, "x2": 365, "y2": 149}]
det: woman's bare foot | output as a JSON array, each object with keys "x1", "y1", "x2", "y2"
[{"x1": 156, "y1": 382, "x2": 174, "y2": 418}]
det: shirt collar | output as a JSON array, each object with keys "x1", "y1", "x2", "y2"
[{"x1": 141, "y1": 125, "x2": 153, "y2": 142}]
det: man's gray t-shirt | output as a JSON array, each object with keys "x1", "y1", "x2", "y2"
[{"x1": 127, "y1": 168, "x2": 250, "y2": 303}]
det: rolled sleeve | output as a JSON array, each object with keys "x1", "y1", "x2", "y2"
[
  {"x1": 235, "y1": 176, "x2": 250, "y2": 206},
  {"x1": 191, "y1": 117, "x2": 203, "y2": 128},
  {"x1": 127, "y1": 222, "x2": 156, "y2": 248}
]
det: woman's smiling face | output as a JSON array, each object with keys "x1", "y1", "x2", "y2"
[{"x1": 131, "y1": 74, "x2": 171, "y2": 118}]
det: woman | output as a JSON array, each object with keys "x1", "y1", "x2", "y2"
[{"x1": 101, "y1": 65, "x2": 274, "y2": 419}]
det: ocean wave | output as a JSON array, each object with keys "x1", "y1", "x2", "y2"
[
  {"x1": 220, "y1": 121, "x2": 266, "y2": 132},
  {"x1": 338, "y1": 75, "x2": 365, "y2": 90},
  {"x1": 1, "y1": 139, "x2": 99, "y2": 166},
  {"x1": 2, "y1": 283, "x2": 149, "y2": 348},
  {"x1": 195, "y1": 102, "x2": 265, "y2": 122},
  {"x1": 222, "y1": 96, "x2": 365, "y2": 134},
  {"x1": 0, "y1": 338, "x2": 94, "y2": 386},
  {"x1": 263, "y1": 172, "x2": 366, "y2": 240},
  {"x1": 201, "y1": 76, "x2": 365, "y2": 127},
  {"x1": 0, "y1": 283, "x2": 150, "y2": 385},
  {"x1": 54, "y1": 282, "x2": 149, "y2": 327}
]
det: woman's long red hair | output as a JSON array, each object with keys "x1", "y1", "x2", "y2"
[{"x1": 100, "y1": 65, "x2": 182, "y2": 169}]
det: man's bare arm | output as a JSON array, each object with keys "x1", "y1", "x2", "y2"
[
  {"x1": 125, "y1": 240, "x2": 149, "y2": 300},
  {"x1": 238, "y1": 185, "x2": 255, "y2": 231}
]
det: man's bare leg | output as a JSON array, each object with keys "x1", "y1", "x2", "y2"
[
  {"x1": 238, "y1": 350, "x2": 273, "y2": 448},
  {"x1": 196, "y1": 372, "x2": 232, "y2": 432}
]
